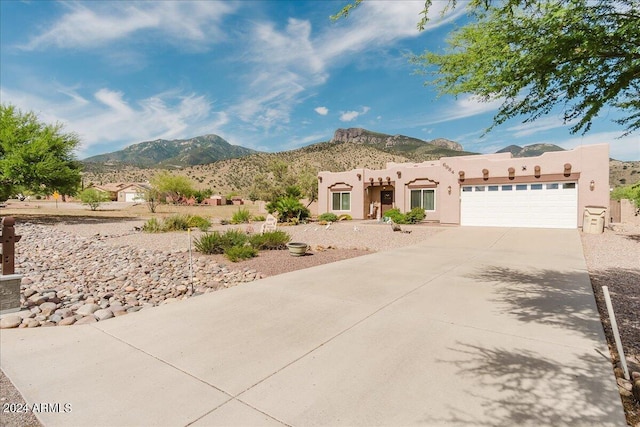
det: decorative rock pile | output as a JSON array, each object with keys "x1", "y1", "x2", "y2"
[
  {"x1": 615, "y1": 357, "x2": 640, "y2": 403},
  {"x1": 0, "y1": 223, "x2": 264, "y2": 329}
]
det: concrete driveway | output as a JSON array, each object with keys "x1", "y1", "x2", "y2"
[{"x1": 0, "y1": 227, "x2": 625, "y2": 426}]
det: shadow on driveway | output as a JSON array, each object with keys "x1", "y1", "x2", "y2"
[
  {"x1": 428, "y1": 343, "x2": 619, "y2": 426},
  {"x1": 467, "y1": 266, "x2": 603, "y2": 343}
]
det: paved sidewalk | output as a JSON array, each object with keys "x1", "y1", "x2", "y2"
[{"x1": 0, "y1": 227, "x2": 625, "y2": 426}]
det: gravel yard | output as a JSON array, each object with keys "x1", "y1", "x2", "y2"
[
  {"x1": 1, "y1": 217, "x2": 639, "y2": 426},
  {"x1": 581, "y1": 223, "x2": 640, "y2": 426}
]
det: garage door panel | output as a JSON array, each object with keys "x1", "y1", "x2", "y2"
[{"x1": 461, "y1": 182, "x2": 577, "y2": 228}]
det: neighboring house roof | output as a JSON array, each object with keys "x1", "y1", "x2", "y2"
[
  {"x1": 118, "y1": 183, "x2": 151, "y2": 192},
  {"x1": 92, "y1": 183, "x2": 127, "y2": 192}
]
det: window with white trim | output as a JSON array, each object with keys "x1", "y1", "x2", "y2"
[
  {"x1": 410, "y1": 189, "x2": 435, "y2": 211},
  {"x1": 332, "y1": 192, "x2": 351, "y2": 211}
]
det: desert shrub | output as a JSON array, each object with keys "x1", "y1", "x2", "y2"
[
  {"x1": 219, "y1": 229, "x2": 248, "y2": 248},
  {"x1": 252, "y1": 215, "x2": 266, "y2": 222},
  {"x1": 611, "y1": 183, "x2": 640, "y2": 209},
  {"x1": 231, "y1": 208, "x2": 251, "y2": 224},
  {"x1": 194, "y1": 231, "x2": 225, "y2": 254},
  {"x1": 224, "y1": 245, "x2": 258, "y2": 262},
  {"x1": 337, "y1": 214, "x2": 352, "y2": 221},
  {"x1": 187, "y1": 215, "x2": 211, "y2": 231},
  {"x1": 142, "y1": 217, "x2": 162, "y2": 233},
  {"x1": 318, "y1": 213, "x2": 338, "y2": 222},
  {"x1": 249, "y1": 230, "x2": 290, "y2": 250},
  {"x1": 194, "y1": 229, "x2": 248, "y2": 254},
  {"x1": 79, "y1": 188, "x2": 110, "y2": 211},
  {"x1": 404, "y1": 207, "x2": 426, "y2": 224},
  {"x1": 267, "y1": 196, "x2": 310, "y2": 222},
  {"x1": 384, "y1": 208, "x2": 407, "y2": 224},
  {"x1": 161, "y1": 214, "x2": 190, "y2": 231},
  {"x1": 193, "y1": 189, "x2": 213, "y2": 204}
]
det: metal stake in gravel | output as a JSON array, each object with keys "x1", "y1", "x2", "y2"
[
  {"x1": 603, "y1": 286, "x2": 630, "y2": 380},
  {"x1": 188, "y1": 228, "x2": 194, "y2": 294}
]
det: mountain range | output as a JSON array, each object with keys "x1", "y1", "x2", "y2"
[
  {"x1": 83, "y1": 128, "x2": 640, "y2": 197},
  {"x1": 83, "y1": 134, "x2": 259, "y2": 168},
  {"x1": 83, "y1": 128, "x2": 572, "y2": 168}
]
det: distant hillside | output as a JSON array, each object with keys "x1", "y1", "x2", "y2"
[
  {"x1": 83, "y1": 134, "x2": 259, "y2": 168},
  {"x1": 82, "y1": 139, "x2": 638, "y2": 196},
  {"x1": 496, "y1": 143, "x2": 565, "y2": 157},
  {"x1": 610, "y1": 160, "x2": 640, "y2": 187},
  {"x1": 331, "y1": 128, "x2": 470, "y2": 160},
  {"x1": 82, "y1": 141, "x2": 413, "y2": 194}
]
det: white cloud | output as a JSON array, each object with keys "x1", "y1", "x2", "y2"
[
  {"x1": 506, "y1": 116, "x2": 570, "y2": 137},
  {"x1": 319, "y1": 1, "x2": 465, "y2": 61},
  {"x1": 423, "y1": 95, "x2": 504, "y2": 126},
  {"x1": 340, "y1": 106, "x2": 370, "y2": 122},
  {"x1": 0, "y1": 86, "x2": 226, "y2": 158},
  {"x1": 22, "y1": 1, "x2": 238, "y2": 50},
  {"x1": 234, "y1": 1, "x2": 464, "y2": 133},
  {"x1": 314, "y1": 106, "x2": 328, "y2": 116}
]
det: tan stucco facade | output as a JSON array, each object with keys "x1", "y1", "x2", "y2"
[{"x1": 318, "y1": 143, "x2": 610, "y2": 228}]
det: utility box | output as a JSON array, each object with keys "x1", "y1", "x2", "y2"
[
  {"x1": 0, "y1": 274, "x2": 22, "y2": 314},
  {"x1": 583, "y1": 206, "x2": 607, "y2": 234}
]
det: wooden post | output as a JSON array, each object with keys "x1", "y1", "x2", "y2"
[{"x1": 1, "y1": 216, "x2": 22, "y2": 275}]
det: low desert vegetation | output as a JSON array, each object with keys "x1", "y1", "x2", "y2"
[
  {"x1": 194, "y1": 229, "x2": 290, "y2": 261},
  {"x1": 384, "y1": 207, "x2": 426, "y2": 224},
  {"x1": 231, "y1": 207, "x2": 252, "y2": 224},
  {"x1": 267, "y1": 195, "x2": 310, "y2": 223},
  {"x1": 318, "y1": 213, "x2": 338, "y2": 222},
  {"x1": 79, "y1": 188, "x2": 110, "y2": 211},
  {"x1": 142, "y1": 214, "x2": 211, "y2": 232}
]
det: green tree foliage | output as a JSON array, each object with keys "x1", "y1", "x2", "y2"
[
  {"x1": 611, "y1": 183, "x2": 640, "y2": 210},
  {"x1": 150, "y1": 171, "x2": 195, "y2": 203},
  {"x1": 249, "y1": 160, "x2": 318, "y2": 204},
  {"x1": 0, "y1": 104, "x2": 81, "y2": 200},
  {"x1": 337, "y1": 0, "x2": 640, "y2": 136},
  {"x1": 78, "y1": 188, "x2": 110, "y2": 211}
]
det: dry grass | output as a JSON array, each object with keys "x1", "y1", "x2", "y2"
[{"x1": 0, "y1": 200, "x2": 262, "y2": 221}]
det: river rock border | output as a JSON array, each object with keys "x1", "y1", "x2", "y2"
[{"x1": 0, "y1": 223, "x2": 264, "y2": 329}]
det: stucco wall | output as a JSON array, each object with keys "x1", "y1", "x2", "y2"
[{"x1": 318, "y1": 144, "x2": 610, "y2": 227}]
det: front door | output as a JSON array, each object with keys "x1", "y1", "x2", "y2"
[{"x1": 381, "y1": 190, "x2": 394, "y2": 215}]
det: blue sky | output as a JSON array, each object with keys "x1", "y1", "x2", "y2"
[{"x1": 1, "y1": 1, "x2": 638, "y2": 161}]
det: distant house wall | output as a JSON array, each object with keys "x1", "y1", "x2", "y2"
[{"x1": 117, "y1": 183, "x2": 149, "y2": 202}]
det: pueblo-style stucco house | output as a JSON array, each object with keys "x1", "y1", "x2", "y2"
[{"x1": 317, "y1": 143, "x2": 609, "y2": 229}]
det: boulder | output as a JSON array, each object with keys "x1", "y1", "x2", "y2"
[
  {"x1": 0, "y1": 315, "x2": 23, "y2": 329},
  {"x1": 93, "y1": 309, "x2": 113, "y2": 321},
  {"x1": 76, "y1": 303, "x2": 100, "y2": 316}
]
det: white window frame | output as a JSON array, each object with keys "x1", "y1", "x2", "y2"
[
  {"x1": 331, "y1": 192, "x2": 351, "y2": 211},
  {"x1": 410, "y1": 188, "x2": 436, "y2": 211}
]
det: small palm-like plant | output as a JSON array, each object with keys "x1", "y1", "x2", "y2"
[{"x1": 267, "y1": 196, "x2": 310, "y2": 222}]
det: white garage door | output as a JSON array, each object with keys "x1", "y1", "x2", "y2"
[
  {"x1": 125, "y1": 192, "x2": 142, "y2": 202},
  {"x1": 460, "y1": 182, "x2": 578, "y2": 228}
]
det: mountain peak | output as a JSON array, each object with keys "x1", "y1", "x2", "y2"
[
  {"x1": 497, "y1": 143, "x2": 565, "y2": 157},
  {"x1": 331, "y1": 128, "x2": 464, "y2": 153},
  {"x1": 83, "y1": 134, "x2": 259, "y2": 167}
]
